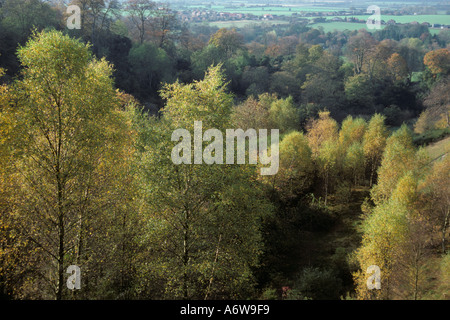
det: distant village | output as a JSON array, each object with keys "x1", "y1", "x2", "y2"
[{"x1": 176, "y1": 6, "x2": 450, "y2": 30}]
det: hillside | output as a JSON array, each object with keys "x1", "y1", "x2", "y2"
[{"x1": 425, "y1": 135, "x2": 450, "y2": 161}]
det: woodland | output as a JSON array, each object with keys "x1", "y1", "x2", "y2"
[{"x1": 0, "y1": 0, "x2": 449, "y2": 300}]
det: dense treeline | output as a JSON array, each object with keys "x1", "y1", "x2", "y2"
[
  {"x1": 0, "y1": 0, "x2": 449, "y2": 300},
  {"x1": 1, "y1": 0, "x2": 449, "y2": 116}
]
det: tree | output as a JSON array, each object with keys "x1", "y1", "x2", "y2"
[
  {"x1": 231, "y1": 95, "x2": 272, "y2": 131},
  {"x1": 363, "y1": 40, "x2": 395, "y2": 80},
  {"x1": 414, "y1": 75, "x2": 450, "y2": 134},
  {"x1": 241, "y1": 66, "x2": 270, "y2": 97},
  {"x1": 363, "y1": 114, "x2": 388, "y2": 187},
  {"x1": 423, "y1": 48, "x2": 450, "y2": 77},
  {"x1": 345, "y1": 31, "x2": 377, "y2": 75},
  {"x1": 137, "y1": 66, "x2": 272, "y2": 299},
  {"x1": 209, "y1": 28, "x2": 244, "y2": 58},
  {"x1": 387, "y1": 53, "x2": 409, "y2": 82},
  {"x1": 125, "y1": 0, "x2": 156, "y2": 44},
  {"x1": 421, "y1": 76, "x2": 450, "y2": 130},
  {"x1": 306, "y1": 110, "x2": 339, "y2": 157},
  {"x1": 344, "y1": 142, "x2": 365, "y2": 186},
  {"x1": 231, "y1": 93, "x2": 299, "y2": 134},
  {"x1": 420, "y1": 156, "x2": 450, "y2": 254},
  {"x1": 288, "y1": 43, "x2": 345, "y2": 110},
  {"x1": 339, "y1": 116, "x2": 366, "y2": 150},
  {"x1": 392, "y1": 172, "x2": 433, "y2": 300},
  {"x1": 269, "y1": 71, "x2": 300, "y2": 100},
  {"x1": 344, "y1": 73, "x2": 374, "y2": 109},
  {"x1": 0, "y1": 67, "x2": 22, "y2": 298},
  {"x1": 301, "y1": 70, "x2": 344, "y2": 110},
  {"x1": 370, "y1": 125, "x2": 416, "y2": 204},
  {"x1": 355, "y1": 161, "x2": 432, "y2": 300},
  {"x1": 306, "y1": 111, "x2": 340, "y2": 205},
  {"x1": 268, "y1": 96, "x2": 299, "y2": 134},
  {"x1": 179, "y1": 25, "x2": 206, "y2": 53},
  {"x1": 150, "y1": 4, "x2": 179, "y2": 49},
  {"x1": 191, "y1": 44, "x2": 227, "y2": 80},
  {"x1": 353, "y1": 196, "x2": 409, "y2": 299},
  {"x1": 337, "y1": 116, "x2": 366, "y2": 186},
  {"x1": 2, "y1": 30, "x2": 136, "y2": 299},
  {"x1": 266, "y1": 131, "x2": 314, "y2": 201},
  {"x1": 72, "y1": 0, "x2": 121, "y2": 46},
  {"x1": 316, "y1": 138, "x2": 339, "y2": 206},
  {"x1": 289, "y1": 42, "x2": 310, "y2": 78},
  {"x1": 433, "y1": 253, "x2": 450, "y2": 299},
  {"x1": 0, "y1": 0, "x2": 60, "y2": 41},
  {"x1": 128, "y1": 42, "x2": 173, "y2": 100},
  {"x1": 398, "y1": 37, "x2": 425, "y2": 79}
]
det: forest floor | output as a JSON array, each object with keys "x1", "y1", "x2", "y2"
[{"x1": 296, "y1": 186, "x2": 370, "y2": 296}]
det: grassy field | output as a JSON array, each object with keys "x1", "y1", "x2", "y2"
[
  {"x1": 199, "y1": 20, "x2": 447, "y2": 34},
  {"x1": 425, "y1": 136, "x2": 450, "y2": 161},
  {"x1": 206, "y1": 20, "x2": 290, "y2": 28},
  {"x1": 310, "y1": 22, "x2": 383, "y2": 32},
  {"x1": 185, "y1": 3, "x2": 450, "y2": 25},
  {"x1": 185, "y1": 2, "x2": 449, "y2": 33},
  {"x1": 329, "y1": 14, "x2": 450, "y2": 25},
  {"x1": 188, "y1": 5, "x2": 346, "y2": 14},
  {"x1": 429, "y1": 29, "x2": 445, "y2": 35},
  {"x1": 310, "y1": 21, "x2": 449, "y2": 33}
]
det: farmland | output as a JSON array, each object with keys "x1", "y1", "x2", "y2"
[
  {"x1": 207, "y1": 19, "x2": 290, "y2": 28},
  {"x1": 309, "y1": 21, "x2": 382, "y2": 32},
  {"x1": 181, "y1": 1, "x2": 450, "y2": 33},
  {"x1": 190, "y1": 5, "x2": 345, "y2": 15},
  {"x1": 198, "y1": 17, "x2": 449, "y2": 34},
  {"x1": 323, "y1": 14, "x2": 450, "y2": 25}
]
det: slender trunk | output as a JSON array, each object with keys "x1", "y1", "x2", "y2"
[
  {"x1": 369, "y1": 157, "x2": 377, "y2": 187},
  {"x1": 55, "y1": 99, "x2": 64, "y2": 300},
  {"x1": 182, "y1": 209, "x2": 189, "y2": 300},
  {"x1": 57, "y1": 207, "x2": 64, "y2": 300},
  {"x1": 140, "y1": 16, "x2": 145, "y2": 44},
  {"x1": 204, "y1": 234, "x2": 222, "y2": 300},
  {"x1": 369, "y1": 165, "x2": 374, "y2": 187},
  {"x1": 443, "y1": 208, "x2": 449, "y2": 254},
  {"x1": 160, "y1": 32, "x2": 165, "y2": 48},
  {"x1": 76, "y1": 211, "x2": 84, "y2": 267},
  {"x1": 413, "y1": 251, "x2": 419, "y2": 300},
  {"x1": 56, "y1": 157, "x2": 64, "y2": 300},
  {"x1": 74, "y1": 209, "x2": 84, "y2": 300},
  {"x1": 121, "y1": 210, "x2": 128, "y2": 297}
]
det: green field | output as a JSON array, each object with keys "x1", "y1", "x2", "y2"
[
  {"x1": 188, "y1": 5, "x2": 345, "y2": 14},
  {"x1": 184, "y1": 3, "x2": 450, "y2": 32},
  {"x1": 199, "y1": 20, "x2": 449, "y2": 34},
  {"x1": 429, "y1": 29, "x2": 446, "y2": 35},
  {"x1": 185, "y1": 4, "x2": 450, "y2": 25},
  {"x1": 309, "y1": 22, "x2": 450, "y2": 33},
  {"x1": 329, "y1": 14, "x2": 450, "y2": 25},
  {"x1": 309, "y1": 21, "x2": 383, "y2": 33},
  {"x1": 206, "y1": 20, "x2": 290, "y2": 28}
]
